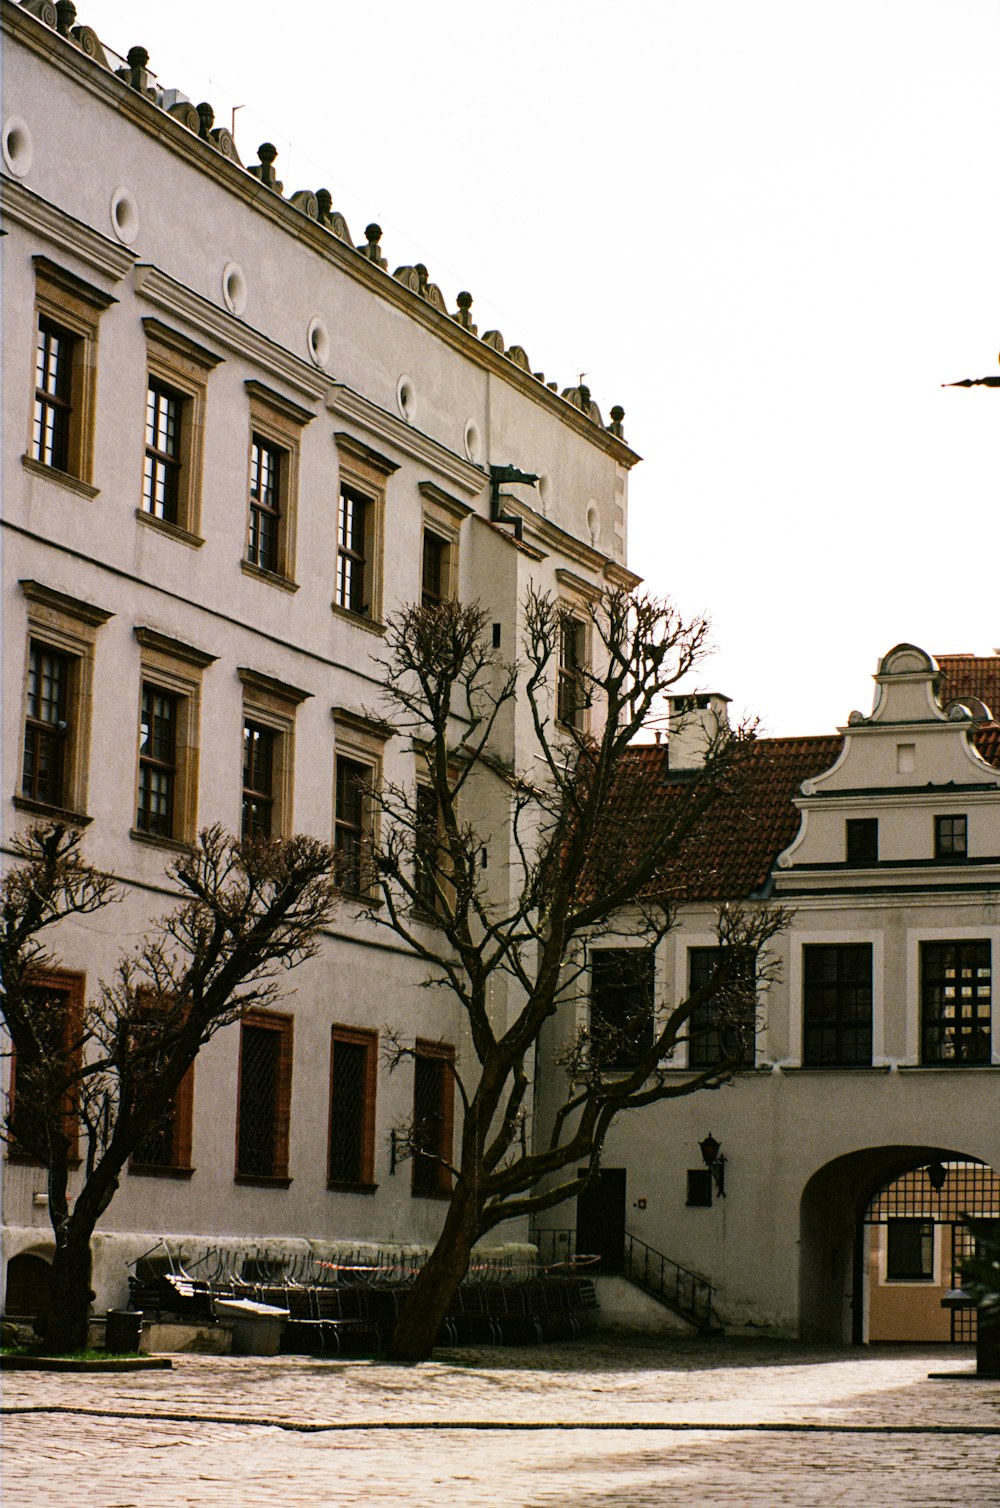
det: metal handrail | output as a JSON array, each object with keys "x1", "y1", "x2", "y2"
[{"x1": 622, "y1": 1232, "x2": 716, "y2": 1330}]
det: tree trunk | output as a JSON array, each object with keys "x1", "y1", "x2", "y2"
[
  {"x1": 44, "y1": 1225, "x2": 95, "y2": 1353},
  {"x1": 387, "y1": 1183, "x2": 481, "y2": 1362}
]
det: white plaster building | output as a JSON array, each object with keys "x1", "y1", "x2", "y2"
[
  {"x1": 544, "y1": 646, "x2": 1000, "y2": 1343},
  {"x1": 0, "y1": 0, "x2": 639, "y2": 1315}
]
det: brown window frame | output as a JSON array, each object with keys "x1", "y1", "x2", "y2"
[
  {"x1": 6, "y1": 970, "x2": 84, "y2": 1166},
  {"x1": 332, "y1": 433, "x2": 397, "y2": 628},
  {"x1": 25, "y1": 257, "x2": 115, "y2": 492},
  {"x1": 242, "y1": 382, "x2": 312, "y2": 589},
  {"x1": 127, "y1": 995, "x2": 195, "y2": 1179},
  {"x1": 411, "y1": 1039, "x2": 455, "y2": 1198},
  {"x1": 242, "y1": 718, "x2": 276, "y2": 839},
  {"x1": 234, "y1": 1010, "x2": 294, "y2": 1186},
  {"x1": 557, "y1": 614, "x2": 587, "y2": 732},
  {"x1": 132, "y1": 628, "x2": 215, "y2": 851},
  {"x1": 934, "y1": 814, "x2": 967, "y2": 862},
  {"x1": 327, "y1": 1026, "x2": 378, "y2": 1190}
]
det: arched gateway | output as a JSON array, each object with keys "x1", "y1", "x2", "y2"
[{"x1": 800, "y1": 1147, "x2": 999, "y2": 1344}]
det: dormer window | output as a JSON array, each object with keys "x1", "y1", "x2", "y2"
[
  {"x1": 846, "y1": 818, "x2": 878, "y2": 865},
  {"x1": 934, "y1": 814, "x2": 967, "y2": 861}
]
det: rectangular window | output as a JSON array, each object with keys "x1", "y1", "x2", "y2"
[
  {"x1": 846, "y1": 818, "x2": 878, "y2": 864},
  {"x1": 16, "y1": 582, "x2": 111, "y2": 822},
  {"x1": 133, "y1": 628, "x2": 214, "y2": 848},
  {"x1": 412, "y1": 1041, "x2": 455, "y2": 1197},
  {"x1": 129, "y1": 997, "x2": 194, "y2": 1177},
  {"x1": 328, "y1": 1026, "x2": 377, "y2": 1188},
  {"x1": 421, "y1": 528, "x2": 450, "y2": 608},
  {"x1": 333, "y1": 433, "x2": 396, "y2": 625},
  {"x1": 137, "y1": 683, "x2": 178, "y2": 838},
  {"x1": 334, "y1": 756, "x2": 369, "y2": 894},
  {"x1": 590, "y1": 950, "x2": 655, "y2": 1071},
  {"x1": 688, "y1": 947, "x2": 757, "y2": 1069},
  {"x1": 242, "y1": 720, "x2": 275, "y2": 839},
  {"x1": 557, "y1": 616, "x2": 586, "y2": 731},
  {"x1": 247, "y1": 434, "x2": 283, "y2": 574},
  {"x1": 143, "y1": 381, "x2": 182, "y2": 524},
  {"x1": 242, "y1": 382, "x2": 312, "y2": 586},
  {"x1": 803, "y1": 944, "x2": 873, "y2": 1066},
  {"x1": 886, "y1": 1218, "x2": 934, "y2": 1281},
  {"x1": 935, "y1": 814, "x2": 967, "y2": 861},
  {"x1": 140, "y1": 318, "x2": 220, "y2": 541},
  {"x1": 235, "y1": 1011, "x2": 293, "y2": 1183},
  {"x1": 6, "y1": 971, "x2": 83, "y2": 1164},
  {"x1": 26, "y1": 258, "x2": 115, "y2": 488},
  {"x1": 33, "y1": 317, "x2": 74, "y2": 472},
  {"x1": 921, "y1": 940, "x2": 991, "y2": 1064},
  {"x1": 414, "y1": 782, "x2": 442, "y2": 913},
  {"x1": 21, "y1": 640, "x2": 70, "y2": 808},
  {"x1": 336, "y1": 486, "x2": 370, "y2": 615}
]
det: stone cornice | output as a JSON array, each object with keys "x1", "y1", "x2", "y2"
[
  {"x1": 328, "y1": 385, "x2": 487, "y2": 497},
  {"x1": 1, "y1": 178, "x2": 134, "y2": 282},
  {"x1": 3, "y1": 0, "x2": 641, "y2": 467},
  {"x1": 133, "y1": 264, "x2": 329, "y2": 403}
]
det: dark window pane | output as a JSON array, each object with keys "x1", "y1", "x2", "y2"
[
  {"x1": 846, "y1": 819, "x2": 878, "y2": 864},
  {"x1": 242, "y1": 722, "x2": 275, "y2": 839},
  {"x1": 22, "y1": 641, "x2": 70, "y2": 807},
  {"x1": 689, "y1": 947, "x2": 757, "y2": 1068},
  {"x1": 803, "y1": 944, "x2": 873, "y2": 1066},
  {"x1": 886, "y1": 1219, "x2": 934, "y2": 1280},
  {"x1": 921, "y1": 940, "x2": 991, "y2": 1063},
  {"x1": 590, "y1": 950, "x2": 655, "y2": 1071},
  {"x1": 237, "y1": 1025, "x2": 280, "y2": 1177},
  {"x1": 328, "y1": 1039, "x2": 367, "y2": 1183}
]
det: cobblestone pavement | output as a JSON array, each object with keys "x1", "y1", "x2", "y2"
[{"x1": 3, "y1": 1337, "x2": 999, "y2": 1506}]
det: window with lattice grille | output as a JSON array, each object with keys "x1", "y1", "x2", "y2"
[
  {"x1": 921, "y1": 940, "x2": 991, "y2": 1064},
  {"x1": 6, "y1": 971, "x2": 83, "y2": 1164},
  {"x1": 235, "y1": 1013, "x2": 293, "y2": 1183},
  {"x1": 412, "y1": 1041, "x2": 454, "y2": 1197},
  {"x1": 129, "y1": 997, "x2": 194, "y2": 1177},
  {"x1": 328, "y1": 1027, "x2": 377, "y2": 1187}
]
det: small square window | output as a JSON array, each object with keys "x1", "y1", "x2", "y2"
[
  {"x1": 686, "y1": 1169, "x2": 713, "y2": 1207},
  {"x1": 886, "y1": 1218, "x2": 934, "y2": 1281},
  {"x1": 935, "y1": 814, "x2": 967, "y2": 861},
  {"x1": 846, "y1": 818, "x2": 878, "y2": 864}
]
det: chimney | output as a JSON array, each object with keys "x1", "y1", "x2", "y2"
[{"x1": 667, "y1": 692, "x2": 731, "y2": 770}]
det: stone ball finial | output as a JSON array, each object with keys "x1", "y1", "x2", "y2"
[
  {"x1": 197, "y1": 102, "x2": 215, "y2": 138},
  {"x1": 55, "y1": 0, "x2": 76, "y2": 36},
  {"x1": 127, "y1": 46, "x2": 149, "y2": 68},
  {"x1": 258, "y1": 142, "x2": 278, "y2": 166},
  {"x1": 608, "y1": 404, "x2": 626, "y2": 437},
  {"x1": 365, "y1": 223, "x2": 382, "y2": 244},
  {"x1": 610, "y1": 405, "x2": 625, "y2": 423},
  {"x1": 457, "y1": 291, "x2": 472, "y2": 310}
]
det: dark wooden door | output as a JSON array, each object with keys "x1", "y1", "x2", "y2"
[{"x1": 576, "y1": 1167, "x2": 627, "y2": 1272}]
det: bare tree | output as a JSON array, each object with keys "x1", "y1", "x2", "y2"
[
  {"x1": 1, "y1": 823, "x2": 338, "y2": 1353},
  {"x1": 366, "y1": 588, "x2": 789, "y2": 1360}
]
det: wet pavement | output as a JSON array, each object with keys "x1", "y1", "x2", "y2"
[{"x1": 2, "y1": 1335, "x2": 998, "y2": 1505}]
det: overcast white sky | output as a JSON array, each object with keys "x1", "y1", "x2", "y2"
[{"x1": 83, "y1": 0, "x2": 1000, "y2": 735}]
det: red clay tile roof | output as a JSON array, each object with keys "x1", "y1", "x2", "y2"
[
  {"x1": 620, "y1": 735, "x2": 843, "y2": 903},
  {"x1": 936, "y1": 654, "x2": 1000, "y2": 716}
]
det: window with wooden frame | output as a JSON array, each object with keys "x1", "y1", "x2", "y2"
[
  {"x1": 133, "y1": 628, "x2": 215, "y2": 847},
  {"x1": 239, "y1": 669, "x2": 310, "y2": 840},
  {"x1": 16, "y1": 580, "x2": 112, "y2": 822},
  {"x1": 687, "y1": 946, "x2": 757, "y2": 1069},
  {"x1": 139, "y1": 319, "x2": 220, "y2": 543},
  {"x1": 921, "y1": 939, "x2": 991, "y2": 1064},
  {"x1": 242, "y1": 382, "x2": 313, "y2": 588},
  {"x1": 411, "y1": 1039, "x2": 455, "y2": 1198},
  {"x1": 333, "y1": 434, "x2": 398, "y2": 626},
  {"x1": 332, "y1": 709, "x2": 387, "y2": 898},
  {"x1": 128, "y1": 995, "x2": 195, "y2": 1179},
  {"x1": 846, "y1": 818, "x2": 879, "y2": 865},
  {"x1": 26, "y1": 257, "x2": 115, "y2": 493},
  {"x1": 557, "y1": 613, "x2": 587, "y2": 731},
  {"x1": 934, "y1": 814, "x2": 967, "y2": 862},
  {"x1": 5, "y1": 970, "x2": 84, "y2": 1165},
  {"x1": 589, "y1": 949, "x2": 655, "y2": 1072},
  {"x1": 235, "y1": 1010, "x2": 294, "y2": 1185},
  {"x1": 327, "y1": 1025, "x2": 378, "y2": 1189},
  {"x1": 802, "y1": 944, "x2": 873, "y2": 1066},
  {"x1": 418, "y1": 482, "x2": 468, "y2": 609}
]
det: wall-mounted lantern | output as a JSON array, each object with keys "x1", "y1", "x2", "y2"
[{"x1": 699, "y1": 1133, "x2": 726, "y2": 1199}]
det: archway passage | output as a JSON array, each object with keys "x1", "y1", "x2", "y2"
[
  {"x1": 865, "y1": 1160, "x2": 999, "y2": 1344},
  {"x1": 798, "y1": 1145, "x2": 996, "y2": 1345},
  {"x1": 4, "y1": 1252, "x2": 52, "y2": 1320}
]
